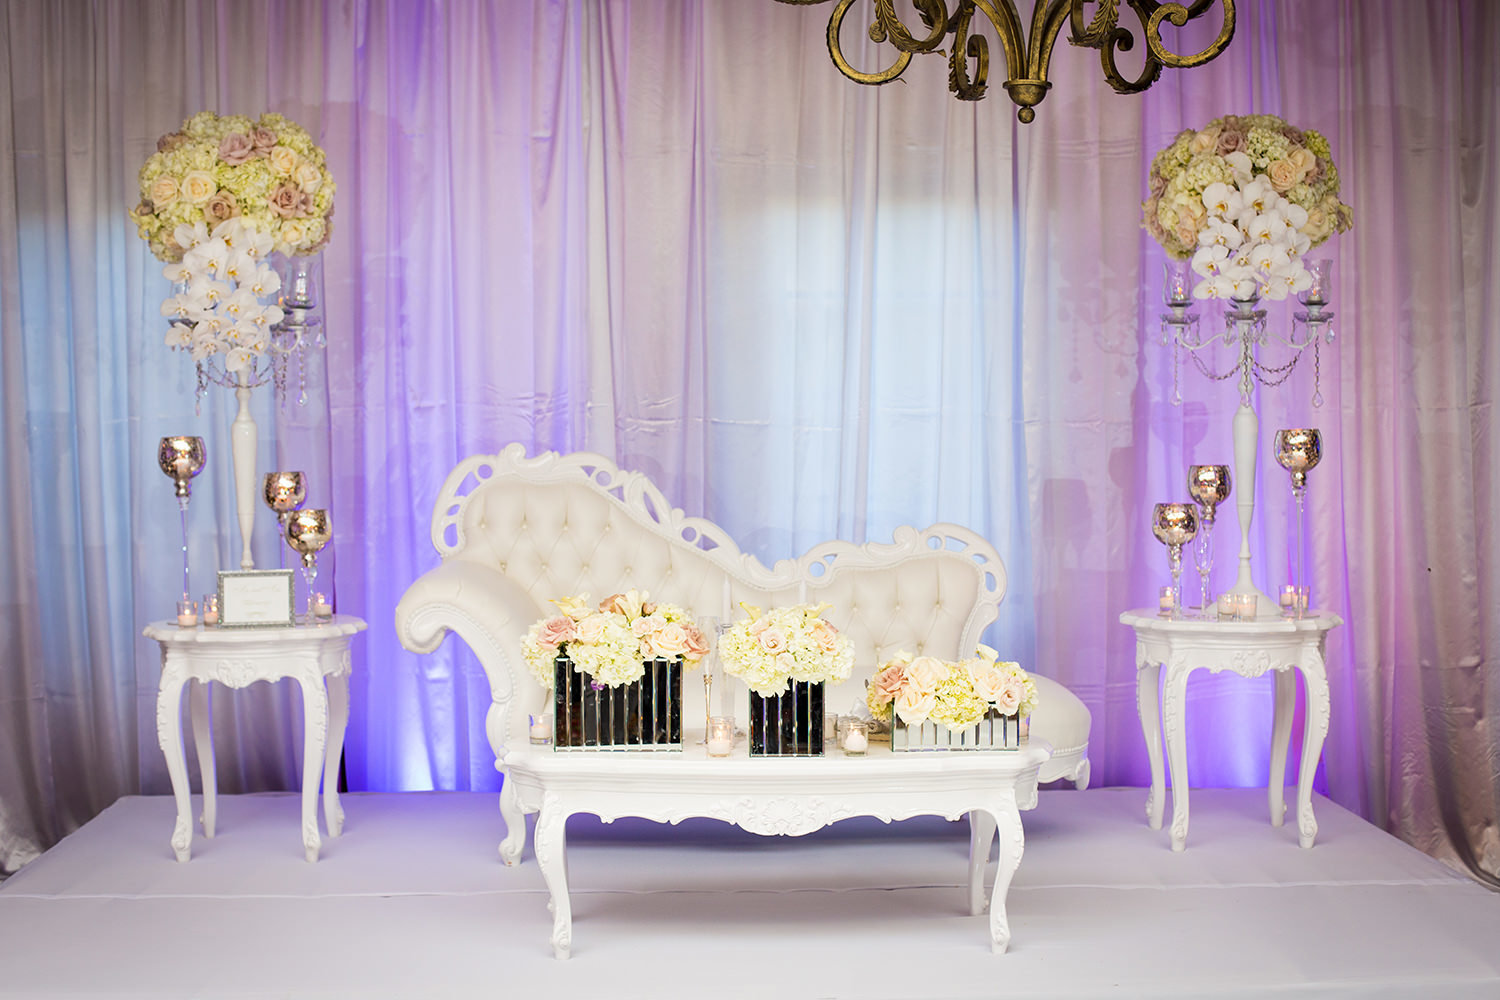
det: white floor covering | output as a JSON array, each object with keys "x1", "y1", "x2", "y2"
[{"x1": 2, "y1": 786, "x2": 1498, "y2": 999}]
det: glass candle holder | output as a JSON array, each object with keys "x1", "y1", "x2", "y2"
[
  {"x1": 201, "y1": 593, "x2": 219, "y2": 627},
  {"x1": 176, "y1": 598, "x2": 198, "y2": 628},
  {"x1": 1281, "y1": 584, "x2": 1310, "y2": 618},
  {"x1": 1158, "y1": 585, "x2": 1176, "y2": 618},
  {"x1": 312, "y1": 592, "x2": 334, "y2": 620},
  {"x1": 843, "y1": 719, "x2": 869, "y2": 756},
  {"x1": 707, "y1": 716, "x2": 735, "y2": 757},
  {"x1": 529, "y1": 713, "x2": 552, "y2": 746}
]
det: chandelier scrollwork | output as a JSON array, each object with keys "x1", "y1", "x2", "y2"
[{"x1": 774, "y1": 0, "x2": 1236, "y2": 122}]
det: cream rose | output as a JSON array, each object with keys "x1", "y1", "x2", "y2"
[
  {"x1": 1267, "y1": 158, "x2": 1300, "y2": 192},
  {"x1": 181, "y1": 170, "x2": 217, "y2": 204},
  {"x1": 148, "y1": 174, "x2": 180, "y2": 206},
  {"x1": 268, "y1": 145, "x2": 300, "y2": 177},
  {"x1": 757, "y1": 626, "x2": 789, "y2": 654},
  {"x1": 278, "y1": 219, "x2": 308, "y2": 247},
  {"x1": 293, "y1": 161, "x2": 323, "y2": 193},
  {"x1": 648, "y1": 622, "x2": 690, "y2": 659},
  {"x1": 967, "y1": 662, "x2": 1008, "y2": 705},
  {"x1": 574, "y1": 615, "x2": 607, "y2": 644},
  {"x1": 994, "y1": 675, "x2": 1025, "y2": 716},
  {"x1": 906, "y1": 655, "x2": 947, "y2": 694},
  {"x1": 1188, "y1": 127, "x2": 1220, "y2": 155},
  {"x1": 894, "y1": 685, "x2": 937, "y2": 726},
  {"x1": 810, "y1": 619, "x2": 841, "y2": 652}
]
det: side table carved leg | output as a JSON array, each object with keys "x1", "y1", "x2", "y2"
[
  {"x1": 499, "y1": 776, "x2": 528, "y2": 866},
  {"x1": 188, "y1": 679, "x2": 216, "y2": 838},
  {"x1": 1296, "y1": 654, "x2": 1331, "y2": 848},
  {"x1": 982, "y1": 794, "x2": 1025, "y2": 954},
  {"x1": 1163, "y1": 655, "x2": 1195, "y2": 851},
  {"x1": 1268, "y1": 667, "x2": 1296, "y2": 827},
  {"x1": 155, "y1": 662, "x2": 193, "y2": 862},
  {"x1": 967, "y1": 809, "x2": 996, "y2": 915},
  {"x1": 296, "y1": 673, "x2": 330, "y2": 862},
  {"x1": 533, "y1": 795, "x2": 573, "y2": 959},
  {"x1": 323, "y1": 668, "x2": 350, "y2": 838},
  {"x1": 1135, "y1": 657, "x2": 1165, "y2": 830}
]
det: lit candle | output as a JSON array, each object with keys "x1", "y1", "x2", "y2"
[
  {"x1": 176, "y1": 598, "x2": 198, "y2": 628},
  {"x1": 529, "y1": 717, "x2": 552, "y2": 744},
  {"x1": 1159, "y1": 586, "x2": 1176, "y2": 616},
  {"x1": 312, "y1": 593, "x2": 333, "y2": 620},
  {"x1": 201, "y1": 595, "x2": 219, "y2": 626},
  {"x1": 1280, "y1": 585, "x2": 1296, "y2": 609},
  {"x1": 843, "y1": 723, "x2": 868, "y2": 756},
  {"x1": 707, "y1": 716, "x2": 734, "y2": 757}
]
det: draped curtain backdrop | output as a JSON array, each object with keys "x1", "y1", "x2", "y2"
[{"x1": 2, "y1": 0, "x2": 1496, "y2": 883}]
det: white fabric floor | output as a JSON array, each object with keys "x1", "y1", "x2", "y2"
[{"x1": 2, "y1": 787, "x2": 1498, "y2": 999}]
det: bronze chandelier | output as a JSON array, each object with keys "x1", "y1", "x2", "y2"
[{"x1": 773, "y1": 0, "x2": 1237, "y2": 123}]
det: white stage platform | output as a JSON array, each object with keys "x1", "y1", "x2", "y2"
[{"x1": 2, "y1": 787, "x2": 1498, "y2": 998}]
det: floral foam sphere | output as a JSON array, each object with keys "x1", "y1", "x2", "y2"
[
  {"x1": 129, "y1": 111, "x2": 335, "y2": 263},
  {"x1": 1143, "y1": 114, "x2": 1352, "y2": 301}
]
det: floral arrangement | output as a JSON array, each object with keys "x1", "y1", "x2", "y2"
[
  {"x1": 1143, "y1": 113, "x2": 1352, "y2": 301},
  {"x1": 130, "y1": 111, "x2": 335, "y2": 264},
  {"x1": 866, "y1": 645, "x2": 1038, "y2": 732},
  {"x1": 130, "y1": 112, "x2": 336, "y2": 378},
  {"x1": 523, "y1": 591, "x2": 709, "y2": 690},
  {"x1": 718, "y1": 603, "x2": 855, "y2": 696}
]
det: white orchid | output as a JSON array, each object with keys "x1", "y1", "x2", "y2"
[
  {"x1": 1198, "y1": 217, "x2": 1243, "y2": 251},
  {"x1": 1191, "y1": 243, "x2": 1230, "y2": 279},
  {"x1": 1200, "y1": 181, "x2": 1242, "y2": 220},
  {"x1": 164, "y1": 322, "x2": 193, "y2": 349}
]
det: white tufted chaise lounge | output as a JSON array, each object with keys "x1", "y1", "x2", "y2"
[{"x1": 395, "y1": 445, "x2": 1091, "y2": 862}]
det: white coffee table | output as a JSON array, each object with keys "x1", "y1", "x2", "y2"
[
  {"x1": 1121, "y1": 608, "x2": 1342, "y2": 851},
  {"x1": 499, "y1": 735, "x2": 1052, "y2": 958},
  {"x1": 143, "y1": 616, "x2": 366, "y2": 862}
]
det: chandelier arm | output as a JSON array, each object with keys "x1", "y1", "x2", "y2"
[
  {"x1": 825, "y1": 0, "x2": 914, "y2": 85},
  {"x1": 1138, "y1": 0, "x2": 1237, "y2": 69},
  {"x1": 947, "y1": 3, "x2": 990, "y2": 100},
  {"x1": 872, "y1": 0, "x2": 953, "y2": 54}
]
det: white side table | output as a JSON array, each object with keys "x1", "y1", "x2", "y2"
[
  {"x1": 501, "y1": 737, "x2": 1052, "y2": 958},
  {"x1": 1120, "y1": 609, "x2": 1342, "y2": 852},
  {"x1": 143, "y1": 616, "x2": 367, "y2": 862}
]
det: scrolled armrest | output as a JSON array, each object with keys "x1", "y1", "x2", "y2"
[{"x1": 395, "y1": 560, "x2": 547, "y2": 757}]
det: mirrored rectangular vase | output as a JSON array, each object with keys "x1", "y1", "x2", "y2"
[
  {"x1": 748, "y1": 681, "x2": 824, "y2": 757},
  {"x1": 890, "y1": 709, "x2": 1027, "y2": 752},
  {"x1": 554, "y1": 654, "x2": 682, "y2": 751}
]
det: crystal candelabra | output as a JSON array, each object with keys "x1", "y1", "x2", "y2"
[
  {"x1": 1187, "y1": 464, "x2": 1232, "y2": 613},
  {"x1": 1151, "y1": 503, "x2": 1198, "y2": 619},
  {"x1": 157, "y1": 436, "x2": 206, "y2": 602},
  {"x1": 1274, "y1": 429, "x2": 1323, "y2": 619},
  {"x1": 1160, "y1": 258, "x2": 1336, "y2": 616}
]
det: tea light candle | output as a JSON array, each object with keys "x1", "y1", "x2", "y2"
[
  {"x1": 529, "y1": 715, "x2": 552, "y2": 745},
  {"x1": 1280, "y1": 585, "x2": 1296, "y2": 609},
  {"x1": 843, "y1": 721, "x2": 869, "y2": 756},
  {"x1": 1217, "y1": 593, "x2": 1235, "y2": 619},
  {"x1": 1158, "y1": 586, "x2": 1176, "y2": 616},
  {"x1": 201, "y1": 595, "x2": 219, "y2": 626},
  {"x1": 312, "y1": 593, "x2": 333, "y2": 620},
  {"x1": 176, "y1": 599, "x2": 198, "y2": 628},
  {"x1": 707, "y1": 716, "x2": 734, "y2": 757}
]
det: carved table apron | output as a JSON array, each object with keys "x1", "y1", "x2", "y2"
[
  {"x1": 501, "y1": 738, "x2": 1051, "y2": 958},
  {"x1": 1120, "y1": 609, "x2": 1342, "y2": 852},
  {"x1": 144, "y1": 616, "x2": 367, "y2": 862}
]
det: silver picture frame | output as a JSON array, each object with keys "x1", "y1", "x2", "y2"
[{"x1": 216, "y1": 569, "x2": 296, "y2": 628}]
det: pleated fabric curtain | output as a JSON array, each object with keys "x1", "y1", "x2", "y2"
[{"x1": 0, "y1": 0, "x2": 1496, "y2": 887}]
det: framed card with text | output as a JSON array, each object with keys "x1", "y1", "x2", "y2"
[{"x1": 217, "y1": 569, "x2": 296, "y2": 628}]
